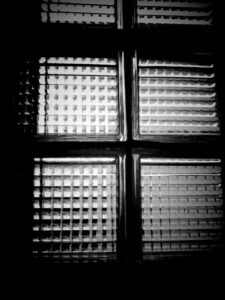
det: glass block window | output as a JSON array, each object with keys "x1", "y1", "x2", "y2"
[
  {"x1": 140, "y1": 158, "x2": 224, "y2": 260},
  {"x1": 134, "y1": 55, "x2": 220, "y2": 139},
  {"x1": 41, "y1": 0, "x2": 118, "y2": 26},
  {"x1": 32, "y1": 157, "x2": 120, "y2": 262},
  {"x1": 136, "y1": 0, "x2": 213, "y2": 26},
  {"x1": 16, "y1": 55, "x2": 126, "y2": 141}
]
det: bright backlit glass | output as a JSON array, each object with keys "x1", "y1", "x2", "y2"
[
  {"x1": 137, "y1": 0, "x2": 213, "y2": 26},
  {"x1": 138, "y1": 58, "x2": 220, "y2": 136},
  {"x1": 140, "y1": 158, "x2": 224, "y2": 259},
  {"x1": 38, "y1": 57, "x2": 119, "y2": 137},
  {"x1": 41, "y1": 0, "x2": 116, "y2": 25},
  {"x1": 33, "y1": 157, "x2": 118, "y2": 261}
]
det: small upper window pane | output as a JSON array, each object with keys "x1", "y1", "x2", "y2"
[
  {"x1": 136, "y1": 0, "x2": 213, "y2": 26},
  {"x1": 41, "y1": 0, "x2": 117, "y2": 26}
]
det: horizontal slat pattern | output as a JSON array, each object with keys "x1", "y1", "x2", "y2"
[
  {"x1": 140, "y1": 158, "x2": 224, "y2": 259},
  {"x1": 138, "y1": 58, "x2": 220, "y2": 136},
  {"x1": 41, "y1": 0, "x2": 116, "y2": 25},
  {"x1": 137, "y1": 0, "x2": 213, "y2": 26}
]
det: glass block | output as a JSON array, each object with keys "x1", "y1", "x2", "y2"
[
  {"x1": 32, "y1": 157, "x2": 119, "y2": 262},
  {"x1": 41, "y1": 0, "x2": 116, "y2": 26},
  {"x1": 140, "y1": 158, "x2": 224, "y2": 259},
  {"x1": 136, "y1": 57, "x2": 220, "y2": 137},
  {"x1": 38, "y1": 57, "x2": 119, "y2": 137},
  {"x1": 16, "y1": 55, "x2": 126, "y2": 140},
  {"x1": 136, "y1": 0, "x2": 213, "y2": 26}
]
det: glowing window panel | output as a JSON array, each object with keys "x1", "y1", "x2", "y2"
[
  {"x1": 137, "y1": 0, "x2": 213, "y2": 26},
  {"x1": 136, "y1": 57, "x2": 220, "y2": 137},
  {"x1": 140, "y1": 158, "x2": 224, "y2": 260},
  {"x1": 33, "y1": 157, "x2": 119, "y2": 262},
  {"x1": 38, "y1": 56, "x2": 121, "y2": 139},
  {"x1": 41, "y1": 0, "x2": 116, "y2": 26},
  {"x1": 16, "y1": 55, "x2": 126, "y2": 140}
]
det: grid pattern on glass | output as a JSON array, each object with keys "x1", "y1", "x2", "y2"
[
  {"x1": 140, "y1": 158, "x2": 224, "y2": 258},
  {"x1": 33, "y1": 157, "x2": 118, "y2": 261},
  {"x1": 138, "y1": 58, "x2": 220, "y2": 135},
  {"x1": 41, "y1": 0, "x2": 116, "y2": 25},
  {"x1": 137, "y1": 0, "x2": 213, "y2": 26},
  {"x1": 38, "y1": 57, "x2": 119, "y2": 136},
  {"x1": 16, "y1": 60, "x2": 37, "y2": 134}
]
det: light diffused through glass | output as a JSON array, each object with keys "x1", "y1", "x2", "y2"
[
  {"x1": 140, "y1": 158, "x2": 224, "y2": 259},
  {"x1": 137, "y1": 0, "x2": 213, "y2": 26},
  {"x1": 33, "y1": 157, "x2": 118, "y2": 261},
  {"x1": 138, "y1": 58, "x2": 220, "y2": 136},
  {"x1": 38, "y1": 57, "x2": 119, "y2": 137},
  {"x1": 41, "y1": 0, "x2": 116, "y2": 25}
]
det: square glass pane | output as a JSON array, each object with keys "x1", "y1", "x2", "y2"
[
  {"x1": 133, "y1": 54, "x2": 220, "y2": 140},
  {"x1": 32, "y1": 156, "x2": 122, "y2": 262},
  {"x1": 16, "y1": 55, "x2": 126, "y2": 141},
  {"x1": 140, "y1": 157, "x2": 224, "y2": 259}
]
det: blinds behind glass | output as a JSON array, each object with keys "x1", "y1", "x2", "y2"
[
  {"x1": 41, "y1": 0, "x2": 116, "y2": 25},
  {"x1": 140, "y1": 158, "x2": 224, "y2": 259},
  {"x1": 137, "y1": 0, "x2": 213, "y2": 26}
]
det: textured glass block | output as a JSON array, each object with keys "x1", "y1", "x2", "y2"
[
  {"x1": 140, "y1": 158, "x2": 224, "y2": 259},
  {"x1": 38, "y1": 57, "x2": 119, "y2": 136},
  {"x1": 41, "y1": 0, "x2": 116, "y2": 25},
  {"x1": 32, "y1": 157, "x2": 119, "y2": 262},
  {"x1": 137, "y1": 0, "x2": 213, "y2": 26},
  {"x1": 137, "y1": 58, "x2": 220, "y2": 136},
  {"x1": 16, "y1": 56, "x2": 123, "y2": 140}
]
